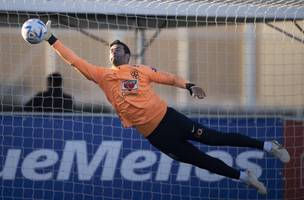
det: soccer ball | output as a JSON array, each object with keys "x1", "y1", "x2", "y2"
[{"x1": 21, "y1": 19, "x2": 47, "y2": 44}]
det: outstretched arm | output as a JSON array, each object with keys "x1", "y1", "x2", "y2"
[
  {"x1": 146, "y1": 66, "x2": 206, "y2": 99},
  {"x1": 149, "y1": 69, "x2": 187, "y2": 89},
  {"x1": 44, "y1": 21, "x2": 103, "y2": 83}
]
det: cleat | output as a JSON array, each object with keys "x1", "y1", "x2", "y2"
[
  {"x1": 243, "y1": 170, "x2": 267, "y2": 195},
  {"x1": 269, "y1": 140, "x2": 290, "y2": 163}
]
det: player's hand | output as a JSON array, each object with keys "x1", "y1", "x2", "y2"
[
  {"x1": 186, "y1": 83, "x2": 206, "y2": 99},
  {"x1": 43, "y1": 20, "x2": 53, "y2": 41},
  {"x1": 190, "y1": 86, "x2": 206, "y2": 99}
]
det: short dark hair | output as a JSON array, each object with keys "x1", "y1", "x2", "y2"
[{"x1": 110, "y1": 40, "x2": 131, "y2": 55}]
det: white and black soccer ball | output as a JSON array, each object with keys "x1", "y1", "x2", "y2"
[{"x1": 21, "y1": 19, "x2": 47, "y2": 44}]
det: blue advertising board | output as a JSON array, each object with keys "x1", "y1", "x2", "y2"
[{"x1": 0, "y1": 115, "x2": 283, "y2": 200}]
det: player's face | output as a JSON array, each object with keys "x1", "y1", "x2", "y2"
[{"x1": 110, "y1": 44, "x2": 129, "y2": 66}]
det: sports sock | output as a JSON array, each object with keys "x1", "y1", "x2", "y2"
[
  {"x1": 263, "y1": 141, "x2": 273, "y2": 152},
  {"x1": 239, "y1": 171, "x2": 249, "y2": 182}
]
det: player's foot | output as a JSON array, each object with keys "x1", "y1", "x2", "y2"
[
  {"x1": 269, "y1": 140, "x2": 290, "y2": 163},
  {"x1": 243, "y1": 170, "x2": 267, "y2": 195}
]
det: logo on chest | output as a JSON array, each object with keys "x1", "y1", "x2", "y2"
[{"x1": 121, "y1": 80, "x2": 138, "y2": 91}]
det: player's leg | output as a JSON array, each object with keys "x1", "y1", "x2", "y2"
[
  {"x1": 148, "y1": 133, "x2": 267, "y2": 194},
  {"x1": 188, "y1": 123, "x2": 264, "y2": 149},
  {"x1": 188, "y1": 122, "x2": 290, "y2": 163},
  {"x1": 163, "y1": 107, "x2": 290, "y2": 163},
  {"x1": 166, "y1": 140, "x2": 241, "y2": 179},
  {"x1": 164, "y1": 107, "x2": 263, "y2": 149},
  {"x1": 147, "y1": 107, "x2": 240, "y2": 179},
  {"x1": 146, "y1": 108, "x2": 267, "y2": 194}
]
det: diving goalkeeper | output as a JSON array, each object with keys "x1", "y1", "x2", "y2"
[{"x1": 41, "y1": 21, "x2": 290, "y2": 194}]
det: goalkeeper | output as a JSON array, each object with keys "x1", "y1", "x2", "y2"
[{"x1": 42, "y1": 21, "x2": 290, "y2": 194}]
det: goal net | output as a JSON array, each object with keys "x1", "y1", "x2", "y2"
[{"x1": 0, "y1": 0, "x2": 303, "y2": 200}]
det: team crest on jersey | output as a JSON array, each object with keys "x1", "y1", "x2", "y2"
[
  {"x1": 121, "y1": 80, "x2": 138, "y2": 91},
  {"x1": 130, "y1": 70, "x2": 139, "y2": 79}
]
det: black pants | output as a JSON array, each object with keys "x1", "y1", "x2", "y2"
[{"x1": 147, "y1": 107, "x2": 264, "y2": 180}]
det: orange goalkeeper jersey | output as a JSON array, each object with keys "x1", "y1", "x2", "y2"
[{"x1": 52, "y1": 40, "x2": 188, "y2": 137}]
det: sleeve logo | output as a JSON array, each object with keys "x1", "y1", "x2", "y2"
[{"x1": 150, "y1": 67, "x2": 157, "y2": 72}]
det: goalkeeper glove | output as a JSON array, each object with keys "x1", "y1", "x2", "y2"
[
  {"x1": 185, "y1": 83, "x2": 206, "y2": 99},
  {"x1": 43, "y1": 20, "x2": 57, "y2": 45}
]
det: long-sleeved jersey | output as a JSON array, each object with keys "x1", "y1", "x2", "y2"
[{"x1": 51, "y1": 40, "x2": 188, "y2": 137}]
